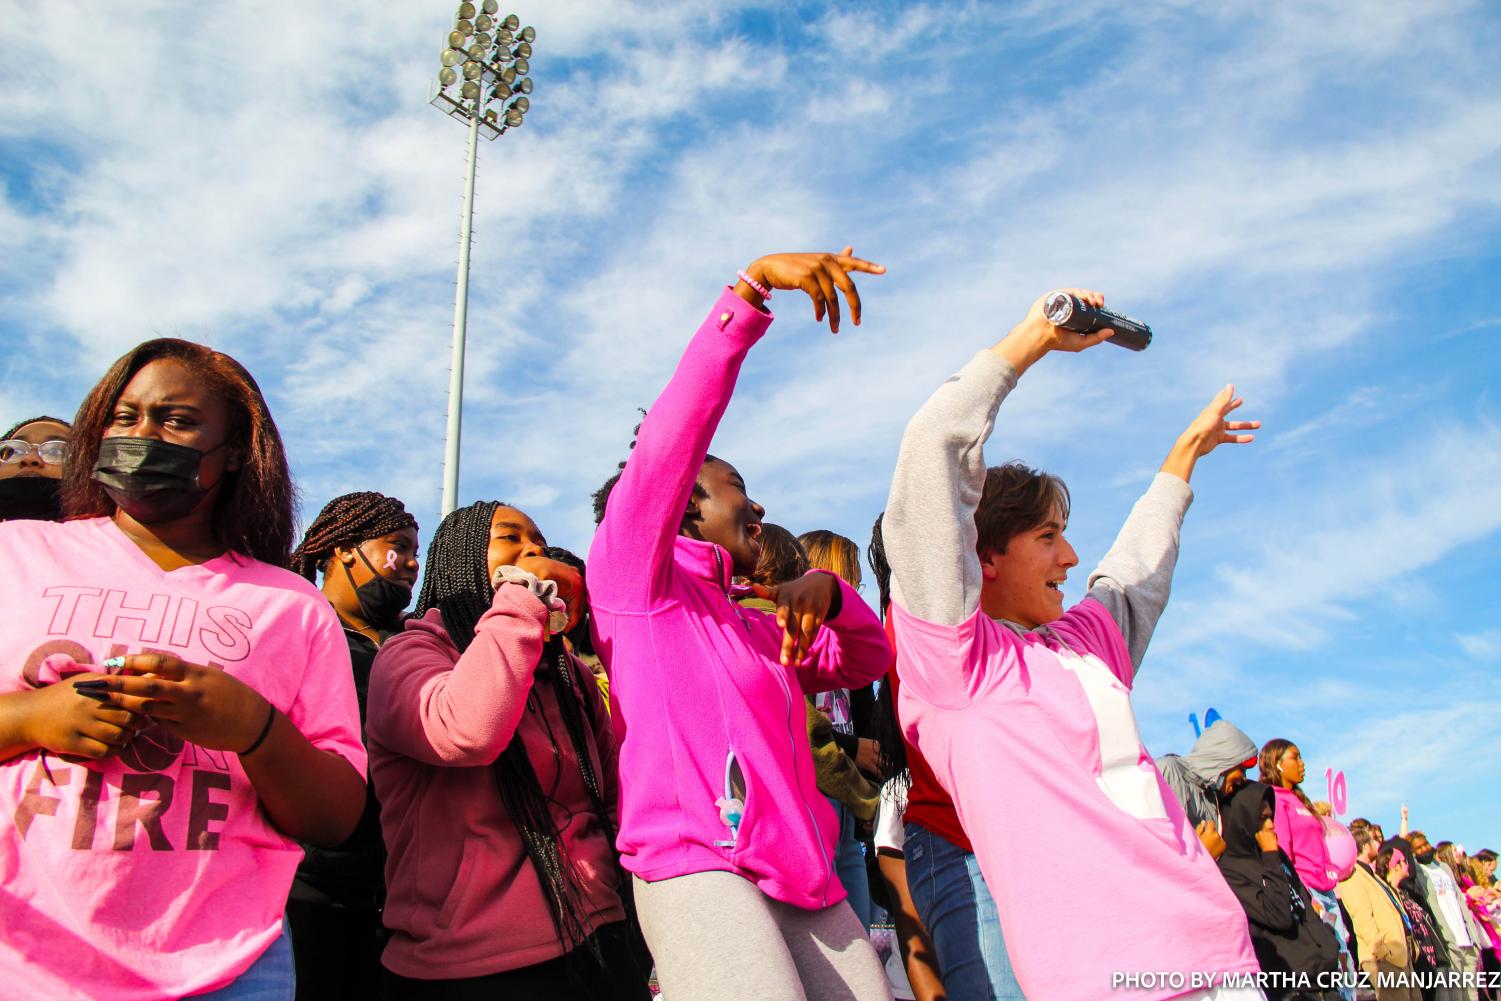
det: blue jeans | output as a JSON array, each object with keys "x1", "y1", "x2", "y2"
[
  {"x1": 904, "y1": 820, "x2": 1023, "y2": 1001},
  {"x1": 828, "y1": 796, "x2": 872, "y2": 929},
  {"x1": 196, "y1": 924, "x2": 295, "y2": 1000}
]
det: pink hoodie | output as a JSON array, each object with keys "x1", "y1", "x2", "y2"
[
  {"x1": 1271, "y1": 786, "x2": 1339, "y2": 892},
  {"x1": 587, "y1": 288, "x2": 892, "y2": 910},
  {"x1": 366, "y1": 589, "x2": 625, "y2": 979}
]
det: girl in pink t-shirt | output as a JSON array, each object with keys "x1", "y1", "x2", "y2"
[{"x1": 0, "y1": 338, "x2": 366, "y2": 1000}]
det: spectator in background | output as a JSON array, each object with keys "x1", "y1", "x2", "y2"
[
  {"x1": 1261, "y1": 740, "x2": 1355, "y2": 993},
  {"x1": 1457, "y1": 850, "x2": 1501, "y2": 998},
  {"x1": 285, "y1": 491, "x2": 421, "y2": 1000},
  {"x1": 1409, "y1": 831, "x2": 1481, "y2": 1001},
  {"x1": 799, "y1": 529, "x2": 883, "y2": 930},
  {"x1": 1376, "y1": 841, "x2": 1450, "y2": 993},
  {"x1": 1215, "y1": 781, "x2": 1340, "y2": 1000},
  {"x1": 542, "y1": 546, "x2": 610, "y2": 708},
  {"x1": 1158, "y1": 717, "x2": 1258, "y2": 856},
  {"x1": 868, "y1": 513, "x2": 948, "y2": 1001},
  {"x1": 0, "y1": 415, "x2": 72, "y2": 521},
  {"x1": 1339, "y1": 822, "x2": 1416, "y2": 1001}
]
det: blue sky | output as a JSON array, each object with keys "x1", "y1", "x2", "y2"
[{"x1": 2, "y1": 2, "x2": 1497, "y2": 846}]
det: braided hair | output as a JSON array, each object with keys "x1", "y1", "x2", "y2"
[
  {"x1": 415, "y1": 502, "x2": 636, "y2": 973},
  {"x1": 289, "y1": 491, "x2": 417, "y2": 581},
  {"x1": 868, "y1": 512, "x2": 908, "y2": 783}
]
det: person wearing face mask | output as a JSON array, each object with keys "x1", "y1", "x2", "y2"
[
  {"x1": 367, "y1": 501, "x2": 648, "y2": 1000},
  {"x1": 0, "y1": 338, "x2": 366, "y2": 1000},
  {"x1": 588, "y1": 251, "x2": 895, "y2": 1000},
  {"x1": 1215, "y1": 781, "x2": 1342, "y2": 1000},
  {"x1": 0, "y1": 415, "x2": 72, "y2": 521},
  {"x1": 286, "y1": 491, "x2": 420, "y2": 1000}
]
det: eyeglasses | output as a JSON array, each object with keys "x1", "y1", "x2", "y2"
[{"x1": 0, "y1": 439, "x2": 69, "y2": 465}]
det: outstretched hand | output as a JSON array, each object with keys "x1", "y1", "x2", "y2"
[
  {"x1": 1159, "y1": 384, "x2": 1259, "y2": 484},
  {"x1": 738, "y1": 248, "x2": 886, "y2": 334}
]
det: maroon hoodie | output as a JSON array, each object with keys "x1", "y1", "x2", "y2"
[{"x1": 366, "y1": 586, "x2": 625, "y2": 979}]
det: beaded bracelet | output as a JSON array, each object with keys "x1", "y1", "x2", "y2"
[
  {"x1": 737, "y1": 270, "x2": 772, "y2": 300},
  {"x1": 240, "y1": 703, "x2": 277, "y2": 756}
]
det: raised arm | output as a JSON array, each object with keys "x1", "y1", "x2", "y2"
[
  {"x1": 588, "y1": 251, "x2": 884, "y2": 611},
  {"x1": 885, "y1": 289, "x2": 1116, "y2": 626},
  {"x1": 1087, "y1": 385, "x2": 1258, "y2": 669}
]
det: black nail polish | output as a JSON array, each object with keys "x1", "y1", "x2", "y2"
[
  {"x1": 75, "y1": 689, "x2": 111, "y2": 703},
  {"x1": 73, "y1": 680, "x2": 110, "y2": 691}
]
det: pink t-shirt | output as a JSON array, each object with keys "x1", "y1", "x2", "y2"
[
  {"x1": 893, "y1": 597, "x2": 1259, "y2": 1001},
  {"x1": 0, "y1": 518, "x2": 366, "y2": 1000}
]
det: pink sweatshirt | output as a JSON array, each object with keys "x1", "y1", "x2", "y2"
[
  {"x1": 884, "y1": 349, "x2": 1258, "y2": 1001},
  {"x1": 366, "y1": 591, "x2": 625, "y2": 979},
  {"x1": 587, "y1": 288, "x2": 892, "y2": 909},
  {"x1": 0, "y1": 517, "x2": 365, "y2": 1000},
  {"x1": 1271, "y1": 786, "x2": 1338, "y2": 892}
]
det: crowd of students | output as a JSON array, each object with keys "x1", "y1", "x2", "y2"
[{"x1": 0, "y1": 252, "x2": 1495, "y2": 1001}]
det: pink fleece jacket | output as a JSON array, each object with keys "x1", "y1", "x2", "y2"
[
  {"x1": 1271, "y1": 786, "x2": 1339, "y2": 892},
  {"x1": 587, "y1": 288, "x2": 892, "y2": 910},
  {"x1": 366, "y1": 589, "x2": 625, "y2": 979}
]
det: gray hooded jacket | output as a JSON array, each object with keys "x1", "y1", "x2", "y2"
[{"x1": 1158, "y1": 719, "x2": 1257, "y2": 828}]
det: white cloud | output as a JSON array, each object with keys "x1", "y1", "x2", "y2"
[{"x1": 1457, "y1": 630, "x2": 1501, "y2": 661}]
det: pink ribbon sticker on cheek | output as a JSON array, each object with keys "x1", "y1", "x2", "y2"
[{"x1": 383, "y1": 549, "x2": 399, "y2": 571}]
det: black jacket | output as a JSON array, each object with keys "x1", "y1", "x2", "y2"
[{"x1": 1216, "y1": 782, "x2": 1340, "y2": 998}]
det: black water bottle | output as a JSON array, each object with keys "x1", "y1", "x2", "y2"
[{"x1": 1042, "y1": 291, "x2": 1153, "y2": 351}]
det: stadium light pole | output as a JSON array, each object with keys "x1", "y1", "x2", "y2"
[{"x1": 430, "y1": 3, "x2": 535, "y2": 516}]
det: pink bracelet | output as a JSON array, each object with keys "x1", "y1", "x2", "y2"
[{"x1": 737, "y1": 270, "x2": 771, "y2": 300}]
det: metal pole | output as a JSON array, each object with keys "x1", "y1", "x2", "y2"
[{"x1": 441, "y1": 106, "x2": 482, "y2": 517}]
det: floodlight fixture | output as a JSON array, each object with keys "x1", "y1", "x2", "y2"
[{"x1": 429, "y1": 9, "x2": 537, "y2": 516}]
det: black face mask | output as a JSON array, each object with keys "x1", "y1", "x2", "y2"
[
  {"x1": 343, "y1": 546, "x2": 412, "y2": 630},
  {"x1": 92, "y1": 437, "x2": 226, "y2": 525},
  {"x1": 0, "y1": 476, "x2": 63, "y2": 522}
]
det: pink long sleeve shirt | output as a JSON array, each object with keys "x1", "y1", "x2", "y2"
[
  {"x1": 587, "y1": 288, "x2": 892, "y2": 910},
  {"x1": 884, "y1": 349, "x2": 1258, "y2": 1000},
  {"x1": 1271, "y1": 786, "x2": 1339, "y2": 892},
  {"x1": 366, "y1": 590, "x2": 625, "y2": 979}
]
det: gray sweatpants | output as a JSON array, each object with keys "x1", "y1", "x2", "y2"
[{"x1": 635, "y1": 871, "x2": 893, "y2": 1001}]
